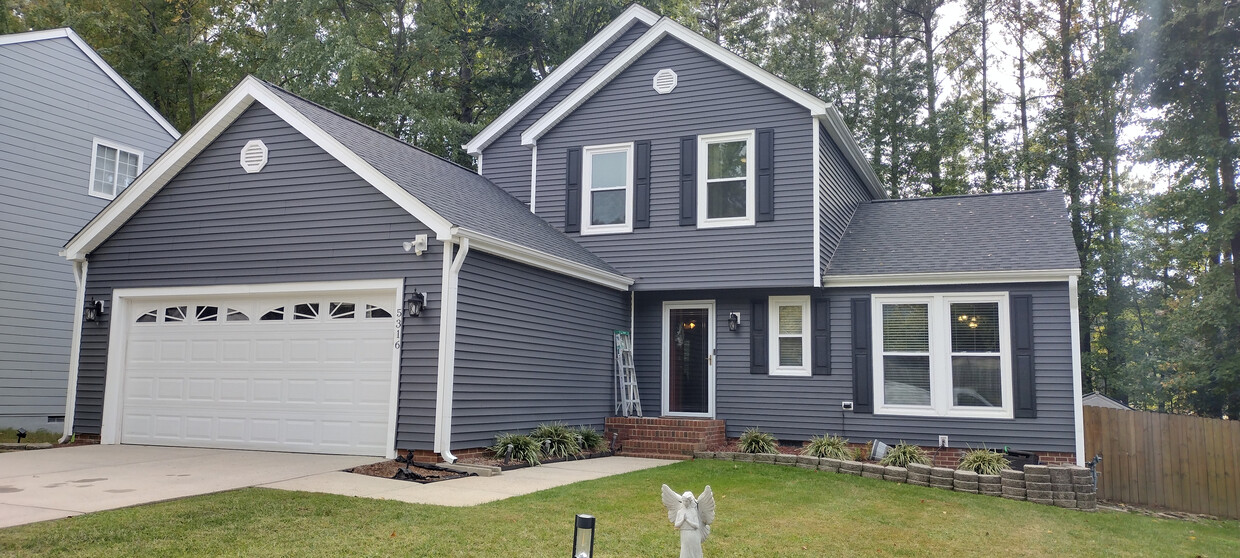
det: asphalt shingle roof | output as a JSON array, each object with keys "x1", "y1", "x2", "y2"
[
  {"x1": 826, "y1": 189, "x2": 1081, "y2": 277},
  {"x1": 262, "y1": 82, "x2": 621, "y2": 277}
]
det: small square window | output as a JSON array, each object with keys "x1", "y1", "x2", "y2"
[
  {"x1": 580, "y1": 143, "x2": 634, "y2": 235},
  {"x1": 698, "y1": 130, "x2": 755, "y2": 228},
  {"x1": 768, "y1": 295, "x2": 811, "y2": 376},
  {"x1": 89, "y1": 139, "x2": 143, "y2": 200}
]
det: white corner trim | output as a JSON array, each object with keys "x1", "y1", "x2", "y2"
[
  {"x1": 386, "y1": 284, "x2": 404, "y2": 459},
  {"x1": 1069, "y1": 275, "x2": 1086, "y2": 466},
  {"x1": 823, "y1": 268, "x2": 1083, "y2": 288},
  {"x1": 463, "y1": 4, "x2": 660, "y2": 156},
  {"x1": 521, "y1": 18, "x2": 830, "y2": 147},
  {"x1": 812, "y1": 119, "x2": 822, "y2": 287},
  {"x1": 475, "y1": 153, "x2": 483, "y2": 175},
  {"x1": 529, "y1": 145, "x2": 538, "y2": 213},
  {"x1": 453, "y1": 227, "x2": 634, "y2": 290},
  {"x1": 99, "y1": 291, "x2": 128, "y2": 444},
  {"x1": 815, "y1": 110, "x2": 887, "y2": 200},
  {"x1": 433, "y1": 239, "x2": 470, "y2": 461},
  {"x1": 60, "y1": 260, "x2": 88, "y2": 443}
]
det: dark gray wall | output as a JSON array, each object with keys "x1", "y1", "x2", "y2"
[
  {"x1": 481, "y1": 22, "x2": 650, "y2": 204},
  {"x1": 76, "y1": 104, "x2": 443, "y2": 449},
  {"x1": 817, "y1": 123, "x2": 872, "y2": 278},
  {"x1": 530, "y1": 36, "x2": 817, "y2": 291},
  {"x1": 451, "y1": 251, "x2": 628, "y2": 449},
  {"x1": 634, "y1": 282, "x2": 1077, "y2": 453},
  {"x1": 0, "y1": 35, "x2": 175, "y2": 431}
]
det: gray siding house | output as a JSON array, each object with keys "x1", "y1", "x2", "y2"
[
  {"x1": 60, "y1": 5, "x2": 1085, "y2": 465},
  {"x1": 1, "y1": 28, "x2": 178, "y2": 431}
]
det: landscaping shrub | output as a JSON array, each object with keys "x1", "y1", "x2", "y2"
[
  {"x1": 957, "y1": 447, "x2": 1011, "y2": 475},
  {"x1": 529, "y1": 422, "x2": 581, "y2": 459},
  {"x1": 574, "y1": 425, "x2": 605, "y2": 452},
  {"x1": 802, "y1": 434, "x2": 853, "y2": 460},
  {"x1": 489, "y1": 433, "x2": 541, "y2": 465},
  {"x1": 738, "y1": 427, "x2": 779, "y2": 453},
  {"x1": 879, "y1": 442, "x2": 931, "y2": 467}
]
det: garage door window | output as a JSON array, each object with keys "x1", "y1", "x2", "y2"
[
  {"x1": 330, "y1": 302, "x2": 355, "y2": 319},
  {"x1": 196, "y1": 306, "x2": 218, "y2": 322},
  {"x1": 366, "y1": 305, "x2": 391, "y2": 319},
  {"x1": 293, "y1": 303, "x2": 319, "y2": 320},
  {"x1": 261, "y1": 307, "x2": 284, "y2": 321},
  {"x1": 226, "y1": 308, "x2": 249, "y2": 322}
]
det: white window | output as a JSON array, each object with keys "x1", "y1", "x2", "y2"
[
  {"x1": 768, "y1": 295, "x2": 811, "y2": 376},
  {"x1": 580, "y1": 143, "x2": 634, "y2": 235},
  {"x1": 89, "y1": 139, "x2": 143, "y2": 199},
  {"x1": 872, "y1": 293, "x2": 1012, "y2": 418},
  {"x1": 697, "y1": 130, "x2": 755, "y2": 228}
]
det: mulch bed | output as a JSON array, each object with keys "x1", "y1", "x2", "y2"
[
  {"x1": 707, "y1": 441, "x2": 805, "y2": 455},
  {"x1": 459, "y1": 450, "x2": 614, "y2": 471},
  {"x1": 347, "y1": 460, "x2": 473, "y2": 484}
]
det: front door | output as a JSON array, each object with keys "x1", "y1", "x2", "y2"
[{"x1": 663, "y1": 301, "x2": 714, "y2": 416}]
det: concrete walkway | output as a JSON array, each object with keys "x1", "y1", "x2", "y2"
[{"x1": 262, "y1": 456, "x2": 675, "y2": 506}]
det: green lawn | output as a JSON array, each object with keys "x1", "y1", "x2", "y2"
[
  {"x1": 0, "y1": 428, "x2": 60, "y2": 444},
  {"x1": 0, "y1": 460, "x2": 1234, "y2": 557}
]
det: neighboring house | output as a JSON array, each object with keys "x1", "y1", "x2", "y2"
[
  {"x1": 0, "y1": 29, "x2": 178, "y2": 432},
  {"x1": 1083, "y1": 392, "x2": 1131, "y2": 410},
  {"x1": 58, "y1": 5, "x2": 1085, "y2": 465}
]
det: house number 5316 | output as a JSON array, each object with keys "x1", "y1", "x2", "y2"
[{"x1": 394, "y1": 309, "x2": 404, "y2": 349}]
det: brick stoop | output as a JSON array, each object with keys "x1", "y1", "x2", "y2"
[{"x1": 605, "y1": 417, "x2": 726, "y2": 460}]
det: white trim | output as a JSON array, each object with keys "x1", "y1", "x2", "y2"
[
  {"x1": 475, "y1": 153, "x2": 483, "y2": 175},
  {"x1": 871, "y1": 292, "x2": 1014, "y2": 419},
  {"x1": 823, "y1": 268, "x2": 1083, "y2": 288},
  {"x1": 386, "y1": 283, "x2": 404, "y2": 460},
  {"x1": 433, "y1": 244, "x2": 454, "y2": 453},
  {"x1": 580, "y1": 142, "x2": 635, "y2": 235},
  {"x1": 812, "y1": 119, "x2": 823, "y2": 286},
  {"x1": 814, "y1": 111, "x2": 887, "y2": 199},
  {"x1": 529, "y1": 145, "x2": 537, "y2": 213},
  {"x1": 0, "y1": 28, "x2": 180, "y2": 139},
  {"x1": 59, "y1": 260, "x2": 88, "y2": 443},
  {"x1": 463, "y1": 4, "x2": 660, "y2": 156},
  {"x1": 452, "y1": 227, "x2": 634, "y2": 290},
  {"x1": 100, "y1": 291, "x2": 127, "y2": 444},
  {"x1": 697, "y1": 130, "x2": 756, "y2": 228},
  {"x1": 87, "y1": 138, "x2": 144, "y2": 200},
  {"x1": 1069, "y1": 275, "x2": 1086, "y2": 466},
  {"x1": 521, "y1": 18, "x2": 830, "y2": 148},
  {"x1": 661, "y1": 300, "x2": 716, "y2": 418},
  {"x1": 239, "y1": 139, "x2": 269, "y2": 173},
  {"x1": 434, "y1": 239, "x2": 470, "y2": 462},
  {"x1": 768, "y1": 295, "x2": 812, "y2": 376}
]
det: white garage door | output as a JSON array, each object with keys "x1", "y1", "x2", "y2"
[{"x1": 117, "y1": 291, "x2": 398, "y2": 456}]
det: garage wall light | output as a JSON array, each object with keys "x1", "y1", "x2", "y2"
[
  {"x1": 405, "y1": 289, "x2": 427, "y2": 317},
  {"x1": 83, "y1": 299, "x2": 106, "y2": 322},
  {"x1": 403, "y1": 234, "x2": 428, "y2": 256}
]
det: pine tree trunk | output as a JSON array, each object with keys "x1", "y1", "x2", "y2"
[{"x1": 1059, "y1": 0, "x2": 1083, "y2": 260}]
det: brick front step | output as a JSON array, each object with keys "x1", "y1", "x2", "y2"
[{"x1": 605, "y1": 416, "x2": 725, "y2": 460}]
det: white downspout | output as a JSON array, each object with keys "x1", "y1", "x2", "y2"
[
  {"x1": 60, "y1": 260, "x2": 88, "y2": 443},
  {"x1": 1069, "y1": 275, "x2": 1085, "y2": 466},
  {"x1": 434, "y1": 237, "x2": 470, "y2": 463}
]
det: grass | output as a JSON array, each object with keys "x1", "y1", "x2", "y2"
[
  {"x1": 0, "y1": 428, "x2": 60, "y2": 444},
  {"x1": 0, "y1": 460, "x2": 1235, "y2": 557}
]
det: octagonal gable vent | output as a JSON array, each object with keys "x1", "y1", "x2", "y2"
[
  {"x1": 239, "y1": 140, "x2": 268, "y2": 173},
  {"x1": 653, "y1": 69, "x2": 678, "y2": 94}
]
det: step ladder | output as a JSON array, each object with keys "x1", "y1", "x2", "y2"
[{"x1": 614, "y1": 330, "x2": 642, "y2": 417}]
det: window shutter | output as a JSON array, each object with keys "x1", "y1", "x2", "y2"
[
  {"x1": 634, "y1": 140, "x2": 651, "y2": 229},
  {"x1": 564, "y1": 147, "x2": 582, "y2": 233},
  {"x1": 750, "y1": 299, "x2": 768, "y2": 374},
  {"x1": 679, "y1": 136, "x2": 696, "y2": 226},
  {"x1": 756, "y1": 128, "x2": 774, "y2": 222},
  {"x1": 812, "y1": 298, "x2": 830, "y2": 375},
  {"x1": 851, "y1": 297, "x2": 873, "y2": 413},
  {"x1": 1011, "y1": 294, "x2": 1037, "y2": 418}
]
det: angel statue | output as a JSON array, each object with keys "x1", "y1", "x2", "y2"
[{"x1": 661, "y1": 484, "x2": 716, "y2": 558}]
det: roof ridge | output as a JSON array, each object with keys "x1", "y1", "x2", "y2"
[{"x1": 870, "y1": 189, "x2": 1062, "y2": 203}]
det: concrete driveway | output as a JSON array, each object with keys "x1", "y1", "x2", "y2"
[{"x1": 0, "y1": 445, "x2": 376, "y2": 529}]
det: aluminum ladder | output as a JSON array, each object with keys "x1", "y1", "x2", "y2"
[{"x1": 614, "y1": 330, "x2": 641, "y2": 417}]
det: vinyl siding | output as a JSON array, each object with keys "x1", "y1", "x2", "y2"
[
  {"x1": 533, "y1": 36, "x2": 816, "y2": 290},
  {"x1": 0, "y1": 36, "x2": 175, "y2": 430},
  {"x1": 481, "y1": 22, "x2": 650, "y2": 203},
  {"x1": 818, "y1": 123, "x2": 872, "y2": 278},
  {"x1": 634, "y1": 282, "x2": 1077, "y2": 453},
  {"x1": 451, "y1": 251, "x2": 628, "y2": 449},
  {"x1": 74, "y1": 104, "x2": 443, "y2": 449}
]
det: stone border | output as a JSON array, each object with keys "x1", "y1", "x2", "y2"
[{"x1": 696, "y1": 452, "x2": 1097, "y2": 512}]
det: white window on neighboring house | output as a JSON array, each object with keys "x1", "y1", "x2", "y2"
[
  {"x1": 697, "y1": 130, "x2": 755, "y2": 228},
  {"x1": 89, "y1": 139, "x2": 143, "y2": 199},
  {"x1": 872, "y1": 293, "x2": 1013, "y2": 418},
  {"x1": 769, "y1": 295, "x2": 811, "y2": 376},
  {"x1": 580, "y1": 143, "x2": 634, "y2": 235}
]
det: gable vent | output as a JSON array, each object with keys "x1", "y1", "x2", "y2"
[
  {"x1": 653, "y1": 69, "x2": 678, "y2": 94},
  {"x1": 239, "y1": 140, "x2": 269, "y2": 173}
]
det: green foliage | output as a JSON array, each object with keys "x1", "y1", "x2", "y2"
[
  {"x1": 956, "y1": 448, "x2": 1010, "y2": 475},
  {"x1": 879, "y1": 442, "x2": 931, "y2": 467},
  {"x1": 574, "y1": 425, "x2": 605, "y2": 453},
  {"x1": 489, "y1": 433, "x2": 540, "y2": 465},
  {"x1": 802, "y1": 434, "x2": 854, "y2": 460},
  {"x1": 738, "y1": 427, "x2": 779, "y2": 454},
  {"x1": 0, "y1": 428, "x2": 60, "y2": 444},
  {"x1": 528, "y1": 422, "x2": 580, "y2": 459}
]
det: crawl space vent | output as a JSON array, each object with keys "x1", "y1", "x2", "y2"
[
  {"x1": 653, "y1": 69, "x2": 678, "y2": 94},
  {"x1": 239, "y1": 140, "x2": 269, "y2": 173}
]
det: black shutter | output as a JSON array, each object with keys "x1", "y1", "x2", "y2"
[
  {"x1": 679, "y1": 136, "x2": 696, "y2": 226},
  {"x1": 1012, "y1": 294, "x2": 1037, "y2": 418},
  {"x1": 750, "y1": 299, "x2": 768, "y2": 374},
  {"x1": 756, "y1": 128, "x2": 774, "y2": 222},
  {"x1": 812, "y1": 298, "x2": 831, "y2": 375},
  {"x1": 564, "y1": 147, "x2": 582, "y2": 233},
  {"x1": 634, "y1": 140, "x2": 651, "y2": 229},
  {"x1": 851, "y1": 297, "x2": 873, "y2": 413}
]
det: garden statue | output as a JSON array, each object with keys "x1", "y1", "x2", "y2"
[{"x1": 661, "y1": 484, "x2": 715, "y2": 558}]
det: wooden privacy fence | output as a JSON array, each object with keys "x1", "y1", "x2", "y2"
[{"x1": 1083, "y1": 406, "x2": 1240, "y2": 519}]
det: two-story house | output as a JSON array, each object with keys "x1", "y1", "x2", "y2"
[
  {"x1": 58, "y1": 5, "x2": 1084, "y2": 465},
  {"x1": 1, "y1": 29, "x2": 178, "y2": 432}
]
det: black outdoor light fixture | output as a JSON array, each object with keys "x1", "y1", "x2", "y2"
[
  {"x1": 572, "y1": 514, "x2": 595, "y2": 558},
  {"x1": 83, "y1": 298, "x2": 106, "y2": 322},
  {"x1": 405, "y1": 289, "x2": 427, "y2": 317},
  {"x1": 728, "y1": 312, "x2": 741, "y2": 332}
]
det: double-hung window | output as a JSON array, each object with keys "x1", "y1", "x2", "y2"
[
  {"x1": 580, "y1": 143, "x2": 633, "y2": 235},
  {"x1": 89, "y1": 139, "x2": 143, "y2": 199},
  {"x1": 768, "y1": 296, "x2": 811, "y2": 376},
  {"x1": 697, "y1": 130, "x2": 755, "y2": 228},
  {"x1": 872, "y1": 293, "x2": 1012, "y2": 418}
]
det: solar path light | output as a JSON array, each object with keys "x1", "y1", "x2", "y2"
[{"x1": 572, "y1": 514, "x2": 595, "y2": 558}]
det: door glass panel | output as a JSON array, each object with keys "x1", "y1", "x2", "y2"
[{"x1": 668, "y1": 308, "x2": 709, "y2": 414}]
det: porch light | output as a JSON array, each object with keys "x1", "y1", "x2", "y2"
[
  {"x1": 573, "y1": 514, "x2": 595, "y2": 558},
  {"x1": 728, "y1": 312, "x2": 741, "y2": 332},
  {"x1": 405, "y1": 289, "x2": 427, "y2": 317},
  {"x1": 83, "y1": 299, "x2": 106, "y2": 322}
]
